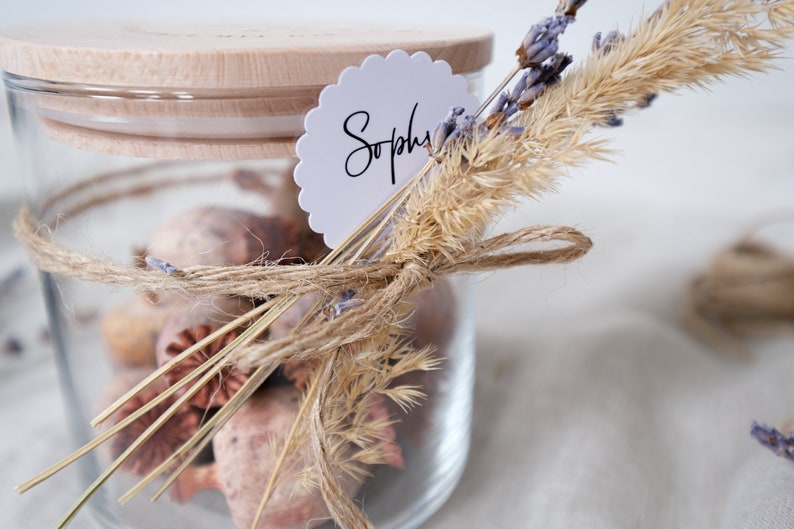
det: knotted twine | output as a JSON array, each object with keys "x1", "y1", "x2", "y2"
[
  {"x1": 13, "y1": 191, "x2": 591, "y2": 529},
  {"x1": 14, "y1": 203, "x2": 591, "y2": 367},
  {"x1": 687, "y1": 234, "x2": 794, "y2": 358}
]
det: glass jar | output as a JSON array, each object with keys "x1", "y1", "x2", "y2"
[{"x1": 1, "y1": 20, "x2": 491, "y2": 529}]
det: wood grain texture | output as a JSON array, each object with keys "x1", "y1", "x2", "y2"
[
  {"x1": 2, "y1": 20, "x2": 491, "y2": 159},
  {"x1": 0, "y1": 20, "x2": 492, "y2": 88}
]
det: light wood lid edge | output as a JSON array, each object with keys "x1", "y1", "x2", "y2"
[{"x1": 0, "y1": 20, "x2": 493, "y2": 89}]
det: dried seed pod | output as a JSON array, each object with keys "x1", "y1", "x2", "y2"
[
  {"x1": 229, "y1": 163, "x2": 305, "y2": 226},
  {"x1": 213, "y1": 385, "x2": 364, "y2": 529},
  {"x1": 155, "y1": 296, "x2": 256, "y2": 408},
  {"x1": 107, "y1": 383, "x2": 200, "y2": 477},
  {"x1": 155, "y1": 295, "x2": 256, "y2": 367},
  {"x1": 229, "y1": 164, "x2": 330, "y2": 263},
  {"x1": 168, "y1": 464, "x2": 222, "y2": 504},
  {"x1": 100, "y1": 296, "x2": 184, "y2": 368},
  {"x1": 160, "y1": 324, "x2": 249, "y2": 409},
  {"x1": 147, "y1": 206, "x2": 301, "y2": 268}
]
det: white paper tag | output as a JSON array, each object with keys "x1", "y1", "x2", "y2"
[{"x1": 295, "y1": 50, "x2": 479, "y2": 249}]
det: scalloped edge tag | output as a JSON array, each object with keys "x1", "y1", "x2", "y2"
[{"x1": 295, "y1": 49, "x2": 479, "y2": 249}]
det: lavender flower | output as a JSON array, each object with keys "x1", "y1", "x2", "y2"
[
  {"x1": 430, "y1": 0, "x2": 584, "y2": 153},
  {"x1": 516, "y1": 84, "x2": 546, "y2": 109},
  {"x1": 430, "y1": 106, "x2": 465, "y2": 153},
  {"x1": 447, "y1": 115, "x2": 477, "y2": 143},
  {"x1": 592, "y1": 30, "x2": 625, "y2": 54},
  {"x1": 510, "y1": 70, "x2": 540, "y2": 102},
  {"x1": 751, "y1": 422, "x2": 794, "y2": 462},
  {"x1": 331, "y1": 289, "x2": 364, "y2": 318},
  {"x1": 591, "y1": 28, "x2": 656, "y2": 127},
  {"x1": 517, "y1": 15, "x2": 572, "y2": 68},
  {"x1": 536, "y1": 53, "x2": 573, "y2": 87},
  {"x1": 489, "y1": 92, "x2": 510, "y2": 116},
  {"x1": 639, "y1": 93, "x2": 657, "y2": 108},
  {"x1": 502, "y1": 125, "x2": 526, "y2": 137},
  {"x1": 603, "y1": 114, "x2": 623, "y2": 127},
  {"x1": 145, "y1": 256, "x2": 178, "y2": 275}
]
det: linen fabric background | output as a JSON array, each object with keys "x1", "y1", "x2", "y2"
[{"x1": 1, "y1": 0, "x2": 793, "y2": 527}]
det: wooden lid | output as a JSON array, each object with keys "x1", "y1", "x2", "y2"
[
  {"x1": 0, "y1": 21, "x2": 491, "y2": 160},
  {"x1": 0, "y1": 20, "x2": 492, "y2": 89}
]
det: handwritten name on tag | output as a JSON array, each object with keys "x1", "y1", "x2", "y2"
[{"x1": 295, "y1": 50, "x2": 479, "y2": 249}]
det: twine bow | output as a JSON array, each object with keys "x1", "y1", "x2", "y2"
[
  {"x1": 14, "y1": 203, "x2": 591, "y2": 369},
  {"x1": 13, "y1": 198, "x2": 591, "y2": 529}
]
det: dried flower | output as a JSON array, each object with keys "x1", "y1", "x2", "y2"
[
  {"x1": 591, "y1": 28, "x2": 655, "y2": 126},
  {"x1": 429, "y1": 106, "x2": 465, "y2": 153},
  {"x1": 751, "y1": 422, "x2": 794, "y2": 462},
  {"x1": 147, "y1": 207, "x2": 301, "y2": 268},
  {"x1": 433, "y1": 2, "x2": 582, "y2": 154},
  {"x1": 163, "y1": 324, "x2": 249, "y2": 409},
  {"x1": 168, "y1": 464, "x2": 221, "y2": 505},
  {"x1": 212, "y1": 385, "x2": 370, "y2": 529},
  {"x1": 110, "y1": 387, "x2": 199, "y2": 477},
  {"x1": 516, "y1": 11, "x2": 578, "y2": 68},
  {"x1": 592, "y1": 30, "x2": 626, "y2": 54},
  {"x1": 145, "y1": 256, "x2": 178, "y2": 275},
  {"x1": 447, "y1": 114, "x2": 478, "y2": 144},
  {"x1": 331, "y1": 289, "x2": 365, "y2": 318}
]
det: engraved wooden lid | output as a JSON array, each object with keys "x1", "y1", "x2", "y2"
[
  {"x1": 0, "y1": 20, "x2": 492, "y2": 88},
  {"x1": 0, "y1": 21, "x2": 492, "y2": 159}
]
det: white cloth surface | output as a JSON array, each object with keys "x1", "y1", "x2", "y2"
[{"x1": 2, "y1": 53, "x2": 794, "y2": 529}]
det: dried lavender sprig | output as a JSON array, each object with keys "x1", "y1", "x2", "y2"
[
  {"x1": 751, "y1": 422, "x2": 794, "y2": 462},
  {"x1": 474, "y1": 0, "x2": 588, "y2": 124},
  {"x1": 517, "y1": 14, "x2": 572, "y2": 68},
  {"x1": 431, "y1": 0, "x2": 586, "y2": 153},
  {"x1": 430, "y1": 106, "x2": 465, "y2": 155},
  {"x1": 446, "y1": 115, "x2": 478, "y2": 144},
  {"x1": 510, "y1": 69, "x2": 542, "y2": 101},
  {"x1": 591, "y1": 28, "x2": 656, "y2": 126},
  {"x1": 488, "y1": 68, "x2": 541, "y2": 117},
  {"x1": 489, "y1": 92, "x2": 510, "y2": 116},
  {"x1": 487, "y1": 52, "x2": 573, "y2": 130},
  {"x1": 145, "y1": 256, "x2": 178, "y2": 275},
  {"x1": 592, "y1": 30, "x2": 625, "y2": 54},
  {"x1": 332, "y1": 297, "x2": 365, "y2": 318}
]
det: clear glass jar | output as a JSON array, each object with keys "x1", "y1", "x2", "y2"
[{"x1": 2, "y1": 21, "x2": 490, "y2": 529}]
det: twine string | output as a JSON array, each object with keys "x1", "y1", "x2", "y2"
[
  {"x1": 13, "y1": 182, "x2": 591, "y2": 529},
  {"x1": 14, "y1": 202, "x2": 591, "y2": 371},
  {"x1": 15, "y1": 202, "x2": 590, "y2": 299}
]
